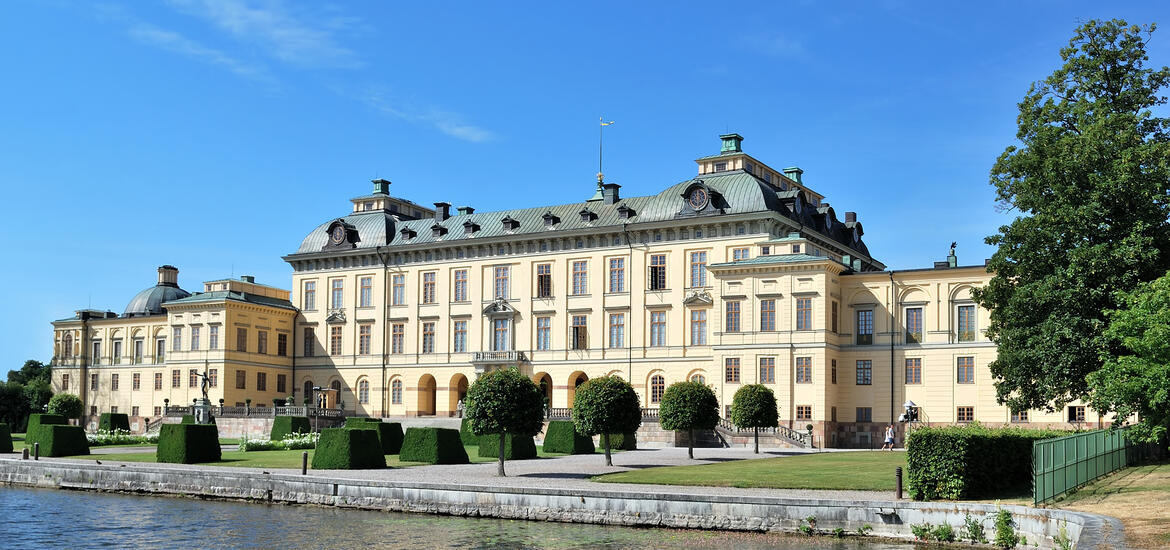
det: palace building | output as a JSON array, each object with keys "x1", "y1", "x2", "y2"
[{"x1": 51, "y1": 134, "x2": 1099, "y2": 446}]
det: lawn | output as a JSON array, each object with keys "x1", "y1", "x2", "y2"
[
  {"x1": 1052, "y1": 461, "x2": 1170, "y2": 550},
  {"x1": 594, "y1": 451, "x2": 908, "y2": 491}
]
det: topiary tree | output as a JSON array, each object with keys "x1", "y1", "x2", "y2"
[
  {"x1": 464, "y1": 368, "x2": 545, "y2": 476},
  {"x1": 659, "y1": 381, "x2": 719, "y2": 459},
  {"x1": 730, "y1": 384, "x2": 778, "y2": 454},
  {"x1": 572, "y1": 376, "x2": 641, "y2": 466},
  {"x1": 47, "y1": 393, "x2": 83, "y2": 420}
]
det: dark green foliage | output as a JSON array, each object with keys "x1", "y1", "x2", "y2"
[
  {"x1": 46, "y1": 393, "x2": 83, "y2": 419},
  {"x1": 571, "y1": 376, "x2": 642, "y2": 465},
  {"x1": 345, "y1": 418, "x2": 403, "y2": 454},
  {"x1": 270, "y1": 416, "x2": 311, "y2": 440},
  {"x1": 98, "y1": 413, "x2": 130, "y2": 432},
  {"x1": 26, "y1": 413, "x2": 65, "y2": 436},
  {"x1": 659, "y1": 381, "x2": 719, "y2": 459},
  {"x1": 398, "y1": 427, "x2": 469, "y2": 464},
  {"x1": 0, "y1": 423, "x2": 12, "y2": 453},
  {"x1": 479, "y1": 433, "x2": 537, "y2": 459},
  {"x1": 975, "y1": 20, "x2": 1170, "y2": 414},
  {"x1": 607, "y1": 431, "x2": 637, "y2": 451},
  {"x1": 2, "y1": 361, "x2": 50, "y2": 433},
  {"x1": 0, "y1": 382, "x2": 31, "y2": 432},
  {"x1": 465, "y1": 368, "x2": 545, "y2": 475},
  {"x1": 28, "y1": 424, "x2": 89, "y2": 457},
  {"x1": 459, "y1": 417, "x2": 479, "y2": 445},
  {"x1": 180, "y1": 415, "x2": 195, "y2": 424},
  {"x1": 7, "y1": 360, "x2": 50, "y2": 385},
  {"x1": 542, "y1": 420, "x2": 595, "y2": 454},
  {"x1": 730, "y1": 385, "x2": 779, "y2": 453},
  {"x1": 906, "y1": 425, "x2": 1064, "y2": 500},
  {"x1": 994, "y1": 509, "x2": 1019, "y2": 549},
  {"x1": 157, "y1": 423, "x2": 220, "y2": 464},
  {"x1": 310, "y1": 428, "x2": 385, "y2": 469}
]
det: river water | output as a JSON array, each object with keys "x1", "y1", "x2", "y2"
[{"x1": 1, "y1": 487, "x2": 914, "y2": 549}]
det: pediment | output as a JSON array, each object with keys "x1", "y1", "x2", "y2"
[
  {"x1": 482, "y1": 298, "x2": 518, "y2": 318},
  {"x1": 682, "y1": 290, "x2": 713, "y2": 306}
]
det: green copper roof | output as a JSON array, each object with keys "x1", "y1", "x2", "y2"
[
  {"x1": 709, "y1": 253, "x2": 846, "y2": 268},
  {"x1": 165, "y1": 291, "x2": 295, "y2": 311}
]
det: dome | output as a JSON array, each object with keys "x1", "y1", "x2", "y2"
[{"x1": 123, "y1": 266, "x2": 191, "y2": 317}]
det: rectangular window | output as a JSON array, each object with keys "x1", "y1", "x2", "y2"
[
  {"x1": 392, "y1": 274, "x2": 406, "y2": 305},
  {"x1": 796, "y1": 297, "x2": 812, "y2": 331},
  {"x1": 725, "y1": 301, "x2": 741, "y2": 333},
  {"x1": 209, "y1": 326, "x2": 218, "y2": 350},
  {"x1": 277, "y1": 333, "x2": 287, "y2": 356},
  {"x1": 91, "y1": 341, "x2": 101, "y2": 365},
  {"x1": 535, "y1": 264, "x2": 551, "y2": 298},
  {"x1": 191, "y1": 326, "x2": 200, "y2": 351},
  {"x1": 492, "y1": 319, "x2": 509, "y2": 351},
  {"x1": 153, "y1": 372, "x2": 162, "y2": 390},
  {"x1": 831, "y1": 301, "x2": 839, "y2": 333},
  {"x1": 536, "y1": 317, "x2": 551, "y2": 350},
  {"x1": 831, "y1": 359, "x2": 837, "y2": 384},
  {"x1": 759, "y1": 357, "x2": 775, "y2": 383},
  {"x1": 131, "y1": 406, "x2": 139, "y2": 417},
  {"x1": 110, "y1": 406, "x2": 117, "y2": 414},
  {"x1": 133, "y1": 338, "x2": 144, "y2": 363},
  {"x1": 153, "y1": 406, "x2": 161, "y2": 416},
  {"x1": 257, "y1": 372, "x2": 267, "y2": 392},
  {"x1": 905, "y1": 358, "x2": 922, "y2": 384},
  {"x1": 493, "y1": 266, "x2": 509, "y2": 299},
  {"x1": 132, "y1": 372, "x2": 140, "y2": 390},
  {"x1": 453, "y1": 269, "x2": 469, "y2": 301},
  {"x1": 236, "y1": 370, "x2": 246, "y2": 389},
  {"x1": 189, "y1": 369, "x2": 198, "y2": 388},
  {"x1": 795, "y1": 357, "x2": 812, "y2": 383},
  {"x1": 760, "y1": 300, "x2": 775, "y2": 331},
  {"x1": 856, "y1": 360, "x2": 872, "y2": 385},
  {"x1": 172, "y1": 369, "x2": 181, "y2": 388},
  {"x1": 209, "y1": 369, "x2": 217, "y2": 388},
  {"x1": 796, "y1": 405, "x2": 812, "y2": 421},
  {"x1": 608, "y1": 258, "x2": 625, "y2": 293},
  {"x1": 236, "y1": 328, "x2": 247, "y2": 352},
  {"x1": 359, "y1": 276, "x2": 372, "y2": 307},
  {"x1": 732, "y1": 247, "x2": 750, "y2": 261},
  {"x1": 112, "y1": 340, "x2": 122, "y2": 364},
  {"x1": 1011, "y1": 410, "x2": 1029, "y2": 423},
  {"x1": 689, "y1": 251, "x2": 707, "y2": 287},
  {"x1": 905, "y1": 307, "x2": 923, "y2": 343},
  {"x1": 331, "y1": 279, "x2": 344, "y2": 309},
  {"x1": 648, "y1": 254, "x2": 667, "y2": 290},
  {"x1": 277, "y1": 374, "x2": 287, "y2": 394},
  {"x1": 422, "y1": 322, "x2": 435, "y2": 353},
  {"x1": 422, "y1": 272, "x2": 436, "y2": 304},
  {"x1": 391, "y1": 324, "x2": 404, "y2": 354},
  {"x1": 957, "y1": 406, "x2": 975, "y2": 423},
  {"x1": 155, "y1": 338, "x2": 165, "y2": 362},
  {"x1": 303, "y1": 280, "x2": 316, "y2": 310},
  {"x1": 257, "y1": 330, "x2": 268, "y2": 355},
  {"x1": 725, "y1": 358, "x2": 741, "y2": 383},
  {"x1": 856, "y1": 310, "x2": 874, "y2": 345},
  {"x1": 330, "y1": 326, "x2": 342, "y2": 356},
  {"x1": 1068, "y1": 406, "x2": 1086, "y2": 423},
  {"x1": 608, "y1": 313, "x2": 624, "y2": 348},
  {"x1": 650, "y1": 311, "x2": 666, "y2": 347},
  {"x1": 358, "y1": 324, "x2": 371, "y2": 355},
  {"x1": 957, "y1": 356, "x2": 975, "y2": 384},
  {"x1": 303, "y1": 327, "x2": 315, "y2": 357},
  {"x1": 111, "y1": 373, "x2": 119, "y2": 391},
  {"x1": 571, "y1": 315, "x2": 588, "y2": 350},
  {"x1": 571, "y1": 261, "x2": 588, "y2": 295},
  {"x1": 450, "y1": 320, "x2": 467, "y2": 352},
  {"x1": 856, "y1": 407, "x2": 873, "y2": 423},
  {"x1": 173, "y1": 327, "x2": 182, "y2": 351},
  {"x1": 61, "y1": 373, "x2": 70, "y2": 390},
  {"x1": 958, "y1": 305, "x2": 977, "y2": 342},
  {"x1": 690, "y1": 310, "x2": 707, "y2": 345}
]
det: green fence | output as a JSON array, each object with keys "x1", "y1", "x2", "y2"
[{"x1": 1032, "y1": 428, "x2": 1150, "y2": 504}]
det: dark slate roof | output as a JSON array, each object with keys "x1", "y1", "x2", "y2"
[
  {"x1": 164, "y1": 290, "x2": 296, "y2": 311},
  {"x1": 123, "y1": 284, "x2": 191, "y2": 317},
  {"x1": 709, "y1": 253, "x2": 846, "y2": 268}
]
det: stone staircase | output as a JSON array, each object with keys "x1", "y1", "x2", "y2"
[{"x1": 713, "y1": 418, "x2": 810, "y2": 449}]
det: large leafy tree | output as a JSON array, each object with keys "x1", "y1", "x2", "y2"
[
  {"x1": 730, "y1": 385, "x2": 778, "y2": 454},
  {"x1": 464, "y1": 368, "x2": 545, "y2": 477},
  {"x1": 0, "y1": 382, "x2": 31, "y2": 430},
  {"x1": 7, "y1": 359, "x2": 49, "y2": 385},
  {"x1": 974, "y1": 20, "x2": 1170, "y2": 413},
  {"x1": 658, "y1": 381, "x2": 719, "y2": 459},
  {"x1": 572, "y1": 376, "x2": 642, "y2": 466},
  {"x1": 47, "y1": 393, "x2": 84, "y2": 419}
]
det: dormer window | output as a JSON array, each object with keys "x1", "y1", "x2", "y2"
[
  {"x1": 792, "y1": 244, "x2": 801, "y2": 254},
  {"x1": 399, "y1": 227, "x2": 416, "y2": 240},
  {"x1": 579, "y1": 208, "x2": 597, "y2": 222},
  {"x1": 431, "y1": 224, "x2": 447, "y2": 237},
  {"x1": 617, "y1": 204, "x2": 636, "y2": 220},
  {"x1": 744, "y1": 162, "x2": 755, "y2": 173},
  {"x1": 463, "y1": 220, "x2": 480, "y2": 235},
  {"x1": 501, "y1": 216, "x2": 520, "y2": 231},
  {"x1": 761, "y1": 246, "x2": 771, "y2": 255},
  {"x1": 542, "y1": 212, "x2": 560, "y2": 227}
]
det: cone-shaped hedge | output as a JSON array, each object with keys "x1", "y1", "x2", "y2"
[
  {"x1": 542, "y1": 421, "x2": 595, "y2": 454},
  {"x1": 270, "y1": 416, "x2": 311, "y2": 441},
  {"x1": 98, "y1": 413, "x2": 131, "y2": 432},
  {"x1": 311, "y1": 428, "x2": 385, "y2": 469},
  {"x1": 345, "y1": 418, "x2": 404, "y2": 454},
  {"x1": 478, "y1": 433, "x2": 537, "y2": 459},
  {"x1": 28, "y1": 424, "x2": 89, "y2": 457},
  {"x1": 157, "y1": 423, "x2": 220, "y2": 464},
  {"x1": 399, "y1": 427, "x2": 469, "y2": 464}
]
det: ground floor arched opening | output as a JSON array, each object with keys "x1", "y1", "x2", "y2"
[
  {"x1": 449, "y1": 373, "x2": 469, "y2": 417},
  {"x1": 566, "y1": 371, "x2": 588, "y2": 408},
  {"x1": 417, "y1": 374, "x2": 436, "y2": 416}
]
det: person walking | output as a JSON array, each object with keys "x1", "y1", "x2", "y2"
[{"x1": 882, "y1": 424, "x2": 895, "y2": 450}]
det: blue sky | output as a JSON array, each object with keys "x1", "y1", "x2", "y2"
[{"x1": 2, "y1": 1, "x2": 1167, "y2": 366}]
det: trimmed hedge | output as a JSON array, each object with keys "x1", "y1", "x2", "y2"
[
  {"x1": 478, "y1": 433, "x2": 537, "y2": 460},
  {"x1": 607, "y1": 432, "x2": 637, "y2": 451},
  {"x1": 459, "y1": 418, "x2": 479, "y2": 445},
  {"x1": 345, "y1": 418, "x2": 404, "y2": 455},
  {"x1": 27, "y1": 424, "x2": 89, "y2": 457},
  {"x1": 400, "y1": 427, "x2": 469, "y2": 464},
  {"x1": 270, "y1": 416, "x2": 311, "y2": 441},
  {"x1": 0, "y1": 423, "x2": 12, "y2": 453},
  {"x1": 157, "y1": 423, "x2": 221, "y2": 464},
  {"x1": 26, "y1": 413, "x2": 65, "y2": 436},
  {"x1": 311, "y1": 428, "x2": 385, "y2": 469},
  {"x1": 180, "y1": 415, "x2": 195, "y2": 424},
  {"x1": 99, "y1": 413, "x2": 131, "y2": 432},
  {"x1": 542, "y1": 421, "x2": 595, "y2": 454},
  {"x1": 907, "y1": 425, "x2": 1064, "y2": 500}
]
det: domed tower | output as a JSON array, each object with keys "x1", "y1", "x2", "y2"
[{"x1": 123, "y1": 265, "x2": 192, "y2": 317}]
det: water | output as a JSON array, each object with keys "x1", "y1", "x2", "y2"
[{"x1": 1, "y1": 487, "x2": 913, "y2": 549}]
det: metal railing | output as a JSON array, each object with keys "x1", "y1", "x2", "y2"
[
  {"x1": 715, "y1": 417, "x2": 809, "y2": 446},
  {"x1": 1032, "y1": 428, "x2": 1160, "y2": 504},
  {"x1": 471, "y1": 351, "x2": 527, "y2": 363},
  {"x1": 544, "y1": 407, "x2": 658, "y2": 421}
]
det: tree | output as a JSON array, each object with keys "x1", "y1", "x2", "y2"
[
  {"x1": 0, "y1": 382, "x2": 31, "y2": 430},
  {"x1": 464, "y1": 368, "x2": 545, "y2": 476},
  {"x1": 47, "y1": 393, "x2": 84, "y2": 419},
  {"x1": 1088, "y1": 272, "x2": 1170, "y2": 443},
  {"x1": 7, "y1": 359, "x2": 49, "y2": 386},
  {"x1": 572, "y1": 376, "x2": 642, "y2": 466},
  {"x1": 658, "y1": 381, "x2": 719, "y2": 459},
  {"x1": 973, "y1": 20, "x2": 1170, "y2": 414},
  {"x1": 730, "y1": 385, "x2": 778, "y2": 454},
  {"x1": 23, "y1": 379, "x2": 53, "y2": 415}
]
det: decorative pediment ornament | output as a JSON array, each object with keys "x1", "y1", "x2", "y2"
[
  {"x1": 481, "y1": 298, "x2": 517, "y2": 318},
  {"x1": 682, "y1": 290, "x2": 713, "y2": 306},
  {"x1": 676, "y1": 180, "x2": 725, "y2": 218},
  {"x1": 322, "y1": 219, "x2": 360, "y2": 250},
  {"x1": 325, "y1": 308, "x2": 347, "y2": 324}
]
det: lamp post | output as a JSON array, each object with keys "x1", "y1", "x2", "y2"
[
  {"x1": 900, "y1": 400, "x2": 919, "y2": 444},
  {"x1": 163, "y1": 398, "x2": 169, "y2": 415},
  {"x1": 312, "y1": 386, "x2": 322, "y2": 433}
]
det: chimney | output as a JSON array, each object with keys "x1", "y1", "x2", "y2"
[
  {"x1": 157, "y1": 265, "x2": 179, "y2": 287},
  {"x1": 457, "y1": 206, "x2": 475, "y2": 216},
  {"x1": 372, "y1": 178, "x2": 391, "y2": 195},
  {"x1": 240, "y1": 275, "x2": 255, "y2": 283},
  {"x1": 602, "y1": 183, "x2": 621, "y2": 205},
  {"x1": 719, "y1": 133, "x2": 744, "y2": 153},
  {"x1": 434, "y1": 202, "x2": 451, "y2": 221},
  {"x1": 845, "y1": 212, "x2": 857, "y2": 223},
  {"x1": 783, "y1": 167, "x2": 804, "y2": 184}
]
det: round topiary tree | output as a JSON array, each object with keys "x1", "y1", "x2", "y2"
[
  {"x1": 659, "y1": 381, "x2": 719, "y2": 459},
  {"x1": 572, "y1": 376, "x2": 642, "y2": 466},
  {"x1": 47, "y1": 393, "x2": 83, "y2": 420},
  {"x1": 730, "y1": 384, "x2": 778, "y2": 454},
  {"x1": 464, "y1": 368, "x2": 545, "y2": 476}
]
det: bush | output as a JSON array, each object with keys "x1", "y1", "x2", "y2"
[
  {"x1": 346, "y1": 418, "x2": 403, "y2": 454},
  {"x1": 27, "y1": 424, "x2": 89, "y2": 457},
  {"x1": 98, "y1": 413, "x2": 130, "y2": 432},
  {"x1": 571, "y1": 376, "x2": 642, "y2": 465},
  {"x1": 26, "y1": 413, "x2": 65, "y2": 435},
  {"x1": 542, "y1": 420, "x2": 595, "y2": 454},
  {"x1": 0, "y1": 423, "x2": 11, "y2": 453},
  {"x1": 459, "y1": 417, "x2": 479, "y2": 445},
  {"x1": 994, "y1": 508, "x2": 1019, "y2": 549},
  {"x1": 87, "y1": 429, "x2": 158, "y2": 446},
  {"x1": 607, "y1": 432, "x2": 637, "y2": 450},
  {"x1": 180, "y1": 415, "x2": 195, "y2": 424},
  {"x1": 464, "y1": 368, "x2": 545, "y2": 476},
  {"x1": 479, "y1": 433, "x2": 537, "y2": 459},
  {"x1": 399, "y1": 427, "x2": 469, "y2": 464},
  {"x1": 47, "y1": 393, "x2": 83, "y2": 419},
  {"x1": 906, "y1": 424, "x2": 1064, "y2": 500},
  {"x1": 730, "y1": 385, "x2": 778, "y2": 453},
  {"x1": 270, "y1": 416, "x2": 311, "y2": 441},
  {"x1": 659, "y1": 381, "x2": 719, "y2": 459},
  {"x1": 311, "y1": 428, "x2": 385, "y2": 469},
  {"x1": 157, "y1": 423, "x2": 221, "y2": 464},
  {"x1": 240, "y1": 432, "x2": 318, "y2": 451}
]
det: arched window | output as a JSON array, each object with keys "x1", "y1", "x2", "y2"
[
  {"x1": 303, "y1": 380, "x2": 313, "y2": 405},
  {"x1": 331, "y1": 380, "x2": 342, "y2": 393},
  {"x1": 391, "y1": 379, "x2": 403, "y2": 404},
  {"x1": 63, "y1": 334, "x2": 73, "y2": 358},
  {"x1": 358, "y1": 380, "x2": 369, "y2": 404},
  {"x1": 690, "y1": 374, "x2": 705, "y2": 385},
  {"x1": 650, "y1": 375, "x2": 665, "y2": 404}
]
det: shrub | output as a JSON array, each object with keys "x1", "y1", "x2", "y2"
[
  {"x1": 46, "y1": 393, "x2": 83, "y2": 419},
  {"x1": 932, "y1": 523, "x2": 956, "y2": 542},
  {"x1": 962, "y1": 513, "x2": 988, "y2": 544},
  {"x1": 459, "y1": 417, "x2": 479, "y2": 445},
  {"x1": 28, "y1": 424, "x2": 89, "y2": 457},
  {"x1": 571, "y1": 376, "x2": 642, "y2": 465},
  {"x1": 98, "y1": 413, "x2": 130, "y2": 432},
  {"x1": 0, "y1": 423, "x2": 11, "y2": 453},
  {"x1": 911, "y1": 523, "x2": 933, "y2": 541},
  {"x1": 730, "y1": 384, "x2": 778, "y2": 453},
  {"x1": 994, "y1": 508, "x2": 1019, "y2": 549},
  {"x1": 464, "y1": 368, "x2": 545, "y2": 476},
  {"x1": 25, "y1": 413, "x2": 65, "y2": 436},
  {"x1": 239, "y1": 432, "x2": 318, "y2": 451},
  {"x1": 87, "y1": 429, "x2": 158, "y2": 446},
  {"x1": 311, "y1": 428, "x2": 385, "y2": 469},
  {"x1": 542, "y1": 420, "x2": 595, "y2": 454},
  {"x1": 399, "y1": 427, "x2": 469, "y2": 464},
  {"x1": 180, "y1": 415, "x2": 195, "y2": 424},
  {"x1": 346, "y1": 418, "x2": 403, "y2": 454},
  {"x1": 906, "y1": 424, "x2": 1064, "y2": 500},
  {"x1": 607, "y1": 432, "x2": 637, "y2": 450},
  {"x1": 270, "y1": 416, "x2": 311, "y2": 441},
  {"x1": 479, "y1": 433, "x2": 537, "y2": 459},
  {"x1": 157, "y1": 423, "x2": 221, "y2": 463},
  {"x1": 659, "y1": 381, "x2": 719, "y2": 459}
]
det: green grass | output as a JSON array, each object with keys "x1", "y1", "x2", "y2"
[{"x1": 594, "y1": 451, "x2": 908, "y2": 491}]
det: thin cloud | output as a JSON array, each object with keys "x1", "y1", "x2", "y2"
[
  {"x1": 741, "y1": 33, "x2": 807, "y2": 58},
  {"x1": 361, "y1": 89, "x2": 496, "y2": 143},
  {"x1": 127, "y1": 23, "x2": 274, "y2": 83}
]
